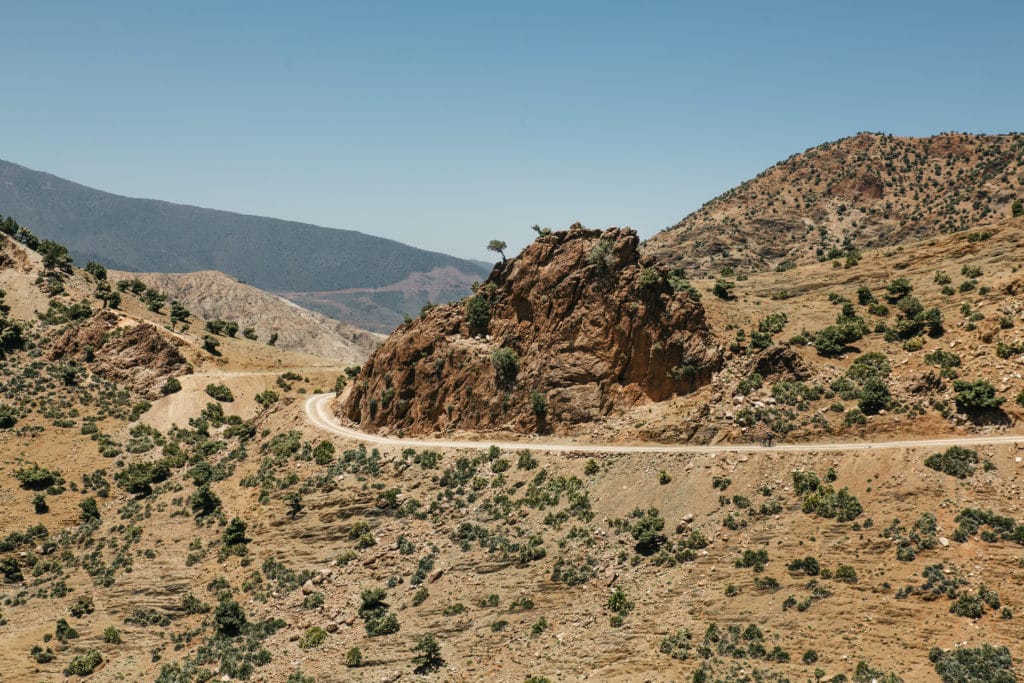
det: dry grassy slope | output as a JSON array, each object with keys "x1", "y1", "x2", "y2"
[
  {"x1": 3, "y1": 225, "x2": 1024, "y2": 682},
  {"x1": 0, "y1": 237, "x2": 53, "y2": 319},
  {"x1": 8, "y1": 400, "x2": 1024, "y2": 681},
  {"x1": 579, "y1": 217, "x2": 1024, "y2": 446},
  {"x1": 0, "y1": 239, "x2": 350, "y2": 681},
  {"x1": 110, "y1": 269, "x2": 382, "y2": 364},
  {"x1": 358, "y1": 217, "x2": 1024, "y2": 448},
  {"x1": 178, "y1": 419, "x2": 1024, "y2": 682},
  {"x1": 644, "y1": 132, "x2": 1024, "y2": 276}
]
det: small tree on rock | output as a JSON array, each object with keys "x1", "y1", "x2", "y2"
[
  {"x1": 487, "y1": 240, "x2": 508, "y2": 262},
  {"x1": 491, "y1": 347, "x2": 520, "y2": 391}
]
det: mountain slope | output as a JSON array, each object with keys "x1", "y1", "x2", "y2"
[
  {"x1": 110, "y1": 270, "x2": 383, "y2": 362},
  {"x1": 644, "y1": 132, "x2": 1024, "y2": 275},
  {"x1": 0, "y1": 158, "x2": 489, "y2": 314}
]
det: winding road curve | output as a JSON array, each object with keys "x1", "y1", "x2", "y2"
[{"x1": 304, "y1": 393, "x2": 1024, "y2": 454}]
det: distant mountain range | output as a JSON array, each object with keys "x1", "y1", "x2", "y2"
[{"x1": 0, "y1": 158, "x2": 490, "y2": 330}]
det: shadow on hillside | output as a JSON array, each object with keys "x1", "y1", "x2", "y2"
[{"x1": 964, "y1": 408, "x2": 1012, "y2": 427}]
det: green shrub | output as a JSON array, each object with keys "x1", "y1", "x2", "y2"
[
  {"x1": 255, "y1": 390, "x2": 279, "y2": 407},
  {"x1": 299, "y1": 626, "x2": 327, "y2": 649},
  {"x1": 867, "y1": 302, "x2": 889, "y2": 316},
  {"x1": 64, "y1": 649, "x2": 102, "y2": 676},
  {"x1": 55, "y1": 618, "x2": 79, "y2": 641},
  {"x1": 14, "y1": 464, "x2": 62, "y2": 490},
  {"x1": 160, "y1": 376, "x2": 182, "y2": 395},
  {"x1": 345, "y1": 647, "x2": 362, "y2": 667},
  {"x1": 930, "y1": 643, "x2": 1016, "y2": 682},
  {"x1": 222, "y1": 517, "x2": 249, "y2": 548},
  {"x1": 214, "y1": 598, "x2": 247, "y2": 636},
  {"x1": 844, "y1": 408, "x2": 867, "y2": 426},
  {"x1": 712, "y1": 279, "x2": 736, "y2": 300},
  {"x1": 885, "y1": 277, "x2": 913, "y2": 302},
  {"x1": 302, "y1": 592, "x2": 324, "y2": 610},
  {"x1": 465, "y1": 294, "x2": 493, "y2": 336},
  {"x1": 788, "y1": 556, "x2": 820, "y2": 576},
  {"x1": 735, "y1": 549, "x2": 769, "y2": 572},
  {"x1": 802, "y1": 486, "x2": 862, "y2": 522},
  {"x1": 792, "y1": 471, "x2": 821, "y2": 495},
  {"x1": 659, "y1": 629, "x2": 694, "y2": 660},
  {"x1": 491, "y1": 347, "x2": 520, "y2": 391},
  {"x1": 529, "y1": 391, "x2": 547, "y2": 417},
  {"x1": 630, "y1": 508, "x2": 666, "y2": 555},
  {"x1": 360, "y1": 588, "x2": 400, "y2": 636},
  {"x1": 412, "y1": 633, "x2": 445, "y2": 674},
  {"x1": 858, "y1": 376, "x2": 890, "y2": 415},
  {"x1": 517, "y1": 450, "x2": 537, "y2": 470},
  {"x1": 80, "y1": 497, "x2": 100, "y2": 523},
  {"x1": 925, "y1": 447, "x2": 981, "y2": 478},
  {"x1": 848, "y1": 352, "x2": 891, "y2": 381},
  {"x1": 607, "y1": 586, "x2": 634, "y2": 617},
  {"x1": 205, "y1": 383, "x2": 234, "y2": 402},
  {"x1": 0, "y1": 404, "x2": 17, "y2": 429},
  {"x1": 953, "y1": 379, "x2": 1004, "y2": 413},
  {"x1": 115, "y1": 460, "x2": 172, "y2": 496},
  {"x1": 834, "y1": 564, "x2": 858, "y2": 583},
  {"x1": 442, "y1": 602, "x2": 466, "y2": 616}
]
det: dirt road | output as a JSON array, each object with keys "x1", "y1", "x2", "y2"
[{"x1": 304, "y1": 393, "x2": 1024, "y2": 454}]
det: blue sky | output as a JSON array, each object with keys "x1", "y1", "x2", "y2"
[{"x1": 2, "y1": 1, "x2": 1022, "y2": 260}]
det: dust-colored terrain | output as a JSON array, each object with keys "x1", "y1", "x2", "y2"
[
  {"x1": 645, "y1": 132, "x2": 1024, "y2": 277},
  {"x1": 2, "y1": 134, "x2": 1024, "y2": 683},
  {"x1": 109, "y1": 270, "x2": 382, "y2": 364}
]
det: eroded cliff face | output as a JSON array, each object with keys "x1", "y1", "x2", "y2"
[
  {"x1": 340, "y1": 225, "x2": 722, "y2": 435},
  {"x1": 49, "y1": 311, "x2": 192, "y2": 399}
]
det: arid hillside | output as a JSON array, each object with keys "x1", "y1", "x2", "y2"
[
  {"x1": 341, "y1": 214, "x2": 1024, "y2": 447},
  {"x1": 2, "y1": 149, "x2": 1024, "y2": 683},
  {"x1": 645, "y1": 132, "x2": 1024, "y2": 276},
  {"x1": 110, "y1": 270, "x2": 382, "y2": 364}
]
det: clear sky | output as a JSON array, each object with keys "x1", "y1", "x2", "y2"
[{"x1": 2, "y1": 1, "x2": 1022, "y2": 261}]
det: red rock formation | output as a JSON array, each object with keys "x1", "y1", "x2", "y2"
[
  {"x1": 49, "y1": 311, "x2": 192, "y2": 399},
  {"x1": 341, "y1": 225, "x2": 722, "y2": 435}
]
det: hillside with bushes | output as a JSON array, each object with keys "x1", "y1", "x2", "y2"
[
  {"x1": 2, "y1": 132, "x2": 1024, "y2": 682},
  {"x1": 645, "y1": 132, "x2": 1024, "y2": 277}
]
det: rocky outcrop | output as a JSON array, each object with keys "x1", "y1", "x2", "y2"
[
  {"x1": 748, "y1": 346, "x2": 813, "y2": 382},
  {"x1": 49, "y1": 311, "x2": 192, "y2": 398},
  {"x1": 341, "y1": 225, "x2": 722, "y2": 435}
]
